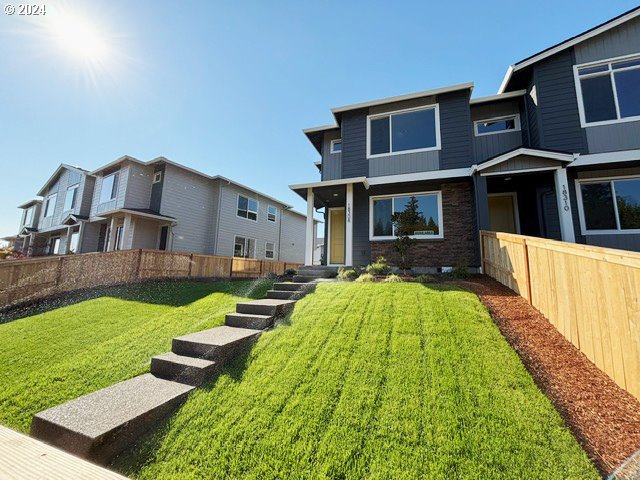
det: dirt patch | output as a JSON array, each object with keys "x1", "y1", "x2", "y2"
[{"x1": 457, "y1": 276, "x2": 640, "y2": 478}]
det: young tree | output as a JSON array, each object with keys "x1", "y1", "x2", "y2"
[{"x1": 391, "y1": 196, "x2": 427, "y2": 273}]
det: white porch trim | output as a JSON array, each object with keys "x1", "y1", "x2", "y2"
[
  {"x1": 345, "y1": 183, "x2": 353, "y2": 266},
  {"x1": 305, "y1": 188, "x2": 315, "y2": 265},
  {"x1": 554, "y1": 168, "x2": 576, "y2": 243}
]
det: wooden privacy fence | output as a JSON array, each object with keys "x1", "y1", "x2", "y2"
[
  {"x1": 0, "y1": 249, "x2": 302, "y2": 310},
  {"x1": 480, "y1": 230, "x2": 640, "y2": 400}
]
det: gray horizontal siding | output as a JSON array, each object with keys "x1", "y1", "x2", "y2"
[
  {"x1": 585, "y1": 234, "x2": 640, "y2": 252},
  {"x1": 321, "y1": 131, "x2": 342, "y2": 181},
  {"x1": 574, "y1": 16, "x2": 640, "y2": 64},
  {"x1": 279, "y1": 211, "x2": 306, "y2": 263},
  {"x1": 123, "y1": 162, "x2": 154, "y2": 210},
  {"x1": 38, "y1": 168, "x2": 88, "y2": 232},
  {"x1": 473, "y1": 131, "x2": 522, "y2": 163},
  {"x1": 439, "y1": 90, "x2": 474, "y2": 169},
  {"x1": 586, "y1": 121, "x2": 640, "y2": 153},
  {"x1": 368, "y1": 150, "x2": 439, "y2": 177}
]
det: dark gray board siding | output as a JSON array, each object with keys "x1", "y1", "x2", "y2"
[
  {"x1": 150, "y1": 164, "x2": 165, "y2": 212},
  {"x1": 586, "y1": 122, "x2": 640, "y2": 153},
  {"x1": 368, "y1": 150, "x2": 439, "y2": 177},
  {"x1": 352, "y1": 184, "x2": 370, "y2": 266},
  {"x1": 473, "y1": 132, "x2": 523, "y2": 164},
  {"x1": 585, "y1": 234, "x2": 640, "y2": 252},
  {"x1": 481, "y1": 156, "x2": 562, "y2": 174},
  {"x1": 439, "y1": 90, "x2": 474, "y2": 169},
  {"x1": 574, "y1": 16, "x2": 640, "y2": 64},
  {"x1": 533, "y1": 49, "x2": 588, "y2": 154},
  {"x1": 321, "y1": 131, "x2": 342, "y2": 181},
  {"x1": 341, "y1": 109, "x2": 368, "y2": 179}
]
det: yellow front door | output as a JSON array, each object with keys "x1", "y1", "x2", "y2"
[
  {"x1": 488, "y1": 194, "x2": 518, "y2": 233},
  {"x1": 329, "y1": 208, "x2": 345, "y2": 265}
]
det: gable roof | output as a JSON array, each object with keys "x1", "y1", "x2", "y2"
[
  {"x1": 37, "y1": 164, "x2": 89, "y2": 197},
  {"x1": 498, "y1": 6, "x2": 640, "y2": 93},
  {"x1": 474, "y1": 147, "x2": 576, "y2": 172}
]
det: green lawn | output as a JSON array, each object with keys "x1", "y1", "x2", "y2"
[
  {"x1": 0, "y1": 279, "x2": 273, "y2": 432},
  {"x1": 114, "y1": 282, "x2": 598, "y2": 480}
]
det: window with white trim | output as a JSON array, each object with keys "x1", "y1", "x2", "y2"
[
  {"x1": 114, "y1": 225, "x2": 124, "y2": 251},
  {"x1": 69, "y1": 231, "x2": 79, "y2": 254},
  {"x1": 153, "y1": 171, "x2": 162, "y2": 184},
  {"x1": 23, "y1": 207, "x2": 34, "y2": 226},
  {"x1": 578, "y1": 177, "x2": 640, "y2": 232},
  {"x1": 265, "y1": 241, "x2": 275, "y2": 259},
  {"x1": 44, "y1": 193, "x2": 57, "y2": 217},
  {"x1": 48, "y1": 236, "x2": 61, "y2": 255},
  {"x1": 64, "y1": 184, "x2": 79, "y2": 212},
  {"x1": 234, "y1": 236, "x2": 256, "y2": 258},
  {"x1": 370, "y1": 192, "x2": 442, "y2": 240},
  {"x1": 368, "y1": 105, "x2": 440, "y2": 158},
  {"x1": 99, "y1": 172, "x2": 119, "y2": 204},
  {"x1": 474, "y1": 115, "x2": 521, "y2": 136},
  {"x1": 267, "y1": 205, "x2": 277, "y2": 222},
  {"x1": 330, "y1": 139, "x2": 342, "y2": 153},
  {"x1": 575, "y1": 54, "x2": 640, "y2": 125},
  {"x1": 237, "y1": 195, "x2": 258, "y2": 221}
]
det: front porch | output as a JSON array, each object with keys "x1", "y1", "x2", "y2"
[{"x1": 91, "y1": 209, "x2": 176, "y2": 253}]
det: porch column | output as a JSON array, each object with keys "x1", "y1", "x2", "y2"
[
  {"x1": 64, "y1": 226, "x2": 73, "y2": 254},
  {"x1": 554, "y1": 167, "x2": 576, "y2": 243},
  {"x1": 107, "y1": 217, "x2": 118, "y2": 251},
  {"x1": 76, "y1": 221, "x2": 85, "y2": 254},
  {"x1": 122, "y1": 214, "x2": 134, "y2": 250},
  {"x1": 345, "y1": 183, "x2": 354, "y2": 266},
  {"x1": 305, "y1": 188, "x2": 314, "y2": 265},
  {"x1": 474, "y1": 175, "x2": 491, "y2": 231}
]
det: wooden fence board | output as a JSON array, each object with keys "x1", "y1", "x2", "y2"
[
  {"x1": 480, "y1": 230, "x2": 640, "y2": 400},
  {"x1": 0, "y1": 250, "x2": 302, "y2": 310}
]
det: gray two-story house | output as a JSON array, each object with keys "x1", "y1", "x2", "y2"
[
  {"x1": 15, "y1": 156, "x2": 314, "y2": 263},
  {"x1": 291, "y1": 6, "x2": 640, "y2": 269}
]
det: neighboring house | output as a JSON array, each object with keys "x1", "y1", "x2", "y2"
[
  {"x1": 291, "y1": 6, "x2": 640, "y2": 269},
  {"x1": 313, "y1": 237, "x2": 324, "y2": 265},
  {"x1": 16, "y1": 164, "x2": 95, "y2": 256},
  {"x1": 13, "y1": 156, "x2": 315, "y2": 263}
]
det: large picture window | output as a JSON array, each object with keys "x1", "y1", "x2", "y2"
[
  {"x1": 237, "y1": 194, "x2": 258, "y2": 221},
  {"x1": 367, "y1": 105, "x2": 440, "y2": 158},
  {"x1": 578, "y1": 177, "x2": 640, "y2": 233},
  {"x1": 575, "y1": 54, "x2": 640, "y2": 126},
  {"x1": 370, "y1": 192, "x2": 443, "y2": 240}
]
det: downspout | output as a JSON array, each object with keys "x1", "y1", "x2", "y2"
[
  {"x1": 278, "y1": 207, "x2": 284, "y2": 261},
  {"x1": 213, "y1": 180, "x2": 228, "y2": 255}
]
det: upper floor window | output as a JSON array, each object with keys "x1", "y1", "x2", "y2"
[
  {"x1": 367, "y1": 104, "x2": 440, "y2": 158},
  {"x1": 64, "y1": 184, "x2": 79, "y2": 212},
  {"x1": 575, "y1": 54, "x2": 640, "y2": 126},
  {"x1": 237, "y1": 194, "x2": 258, "y2": 221},
  {"x1": 267, "y1": 205, "x2": 277, "y2": 222},
  {"x1": 367, "y1": 105, "x2": 440, "y2": 158},
  {"x1": 370, "y1": 192, "x2": 443, "y2": 240},
  {"x1": 23, "y1": 207, "x2": 34, "y2": 226},
  {"x1": 100, "y1": 172, "x2": 119, "y2": 204},
  {"x1": 153, "y1": 171, "x2": 162, "y2": 184},
  {"x1": 330, "y1": 139, "x2": 342, "y2": 153},
  {"x1": 44, "y1": 193, "x2": 57, "y2": 217},
  {"x1": 474, "y1": 115, "x2": 521, "y2": 136},
  {"x1": 577, "y1": 176, "x2": 640, "y2": 234}
]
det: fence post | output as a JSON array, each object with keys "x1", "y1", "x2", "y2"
[
  {"x1": 229, "y1": 257, "x2": 234, "y2": 278},
  {"x1": 188, "y1": 253, "x2": 194, "y2": 278},
  {"x1": 522, "y1": 238, "x2": 532, "y2": 304},
  {"x1": 479, "y1": 231, "x2": 485, "y2": 274},
  {"x1": 135, "y1": 249, "x2": 143, "y2": 280}
]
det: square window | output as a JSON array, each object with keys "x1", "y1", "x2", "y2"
[
  {"x1": 330, "y1": 139, "x2": 342, "y2": 153},
  {"x1": 153, "y1": 171, "x2": 162, "y2": 184},
  {"x1": 237, "y1": 195, "x2": 258, "y2": 221}
]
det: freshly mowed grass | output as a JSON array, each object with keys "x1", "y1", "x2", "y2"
[
  {"x1": 0, "y1": 279, "x2": 273, "y2": 432},
  {"x1": 116, "y1": 282, "x2": 598, "y2": 480}
]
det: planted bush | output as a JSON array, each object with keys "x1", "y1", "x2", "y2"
[
  {"x1": 365, "y1": 256, "x2": 391, "y2": 276},
  {"x1": 355, "y1": 273, "x2": 375, "y2": 283},
  {"x1": 416, "y1": 274, "x2": 431, "y2": 284},
  {"x1": 384, "y1": 274, "x2": 403, "y2": 283},
  {"x1": 284, "y1": 268, "x2": 297, "y2": 276},
  {"x1": 337, "y1": 268, "x2": 358, "y2": 281}
]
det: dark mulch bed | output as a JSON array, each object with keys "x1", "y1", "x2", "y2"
[{"x1": 457, "y1": 276, "x2": 640, "y2": 478}]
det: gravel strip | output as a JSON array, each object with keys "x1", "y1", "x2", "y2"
[{"x1": 457, "y1": 276, "x2": 640, "y2": 477}]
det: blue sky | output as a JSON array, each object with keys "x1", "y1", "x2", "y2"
[{"x1": 0, "y1": 0, "x2": 637, "y2": 237}]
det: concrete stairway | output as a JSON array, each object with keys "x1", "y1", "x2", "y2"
[
  {"x1": 30, "y1": 273, "x2": 321, "y2": 465},
  {"x1": 293, "y1": 266, "x2": 339, "y2": 283}
]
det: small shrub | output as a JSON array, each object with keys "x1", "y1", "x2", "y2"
[
  {"x1": 337, "y1": 268, "x2": 358, "y2": 281},
  {"x1": 264, "y1": 272, "x2": 279, "y2": 279},
  {"x1": 366, "y1": 256, "x2": 391, "y2": 276},
  {"x1": 384, "y1": 274, "x2": 403, "y2": 283},
  {"x1": 284, "y1": 268, "x2": 297, "y2": 276},
  {"x1": 355, "y1": 273, "x2": 375, "y2": 283},
  {"x1": 452, "y1": 257, "x2": 470, "y2": 279},
  {"x1": 416, "y1": 274, "x2": 431, "y2": 284}
]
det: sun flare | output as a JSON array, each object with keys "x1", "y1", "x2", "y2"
[{"x1": 46, "y1": 7, "x2": 110, "y2": 62}]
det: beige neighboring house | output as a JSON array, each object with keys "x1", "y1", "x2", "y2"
[{"x1": 12, "y1": 156, "x2": 318, "y2": 263}]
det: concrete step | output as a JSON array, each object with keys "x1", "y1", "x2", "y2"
[
  {"x1": 225, "y1": 312, "x2": 274, "y2": 330},
  {"x1": 293, "y1": 275, "x2": 319, "y2": 283},
  {"x1": 298, "y1": 265, "x2": 340, "y2": 273},
  {"x1": 150, "y1": 352, "x2": 218, "y2": 387},
  {"x1": 294, "y1": 269, "x2": 336, "y2": 278},
  {"x1": 265, "y1": 290, "x2": 299, "y2": 300},
  {"x1": 273, "y1": 282, "x2": 311, "y2": 291},
  {"x1": 236, "y1": 298, "x2": 296, "y2": 317},
  {"x1": 172, "y1": 325, "x2": 261, "y2": 360},
  {"x1": 31, "y1": 373, "x2": 193, "y2": 464}
]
